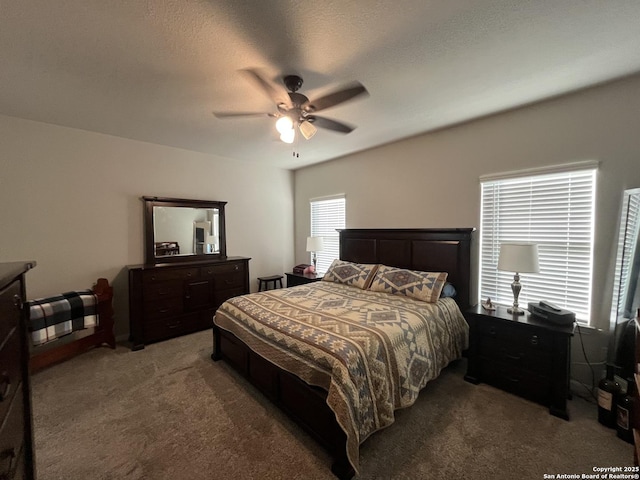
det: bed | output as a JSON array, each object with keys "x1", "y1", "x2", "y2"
[
  {"x1": 211, "y1": 228, "x2": 473, "y2": 479},
  {"x1": 27, "y1": 278, "x2": 116, "y2": 372}
]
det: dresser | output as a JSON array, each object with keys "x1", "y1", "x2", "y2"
[
  {"x1": 464, "y1": 304, "x2": 574, "y2": 420},
  {"x1": 128, "y1": 257, "x2": 250, "y2": 350},
  {"x1": 0, "y1": 262, "x2": 36, "y2": 480}
]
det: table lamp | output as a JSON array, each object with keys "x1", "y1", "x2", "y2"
[
  {"x1": 497, "y1": 242, "x2": 540, "y2": 315},
  {"x1": 306, "y1": 236, "x2": 324, "y2": 272}
]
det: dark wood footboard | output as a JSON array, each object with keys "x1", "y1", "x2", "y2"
[
  {"x1": 29, "y1": 278, "x2": 116, "y2": 373},
  {"x1": 212, "y1": 325, "x2": 355, "y2": 479}
]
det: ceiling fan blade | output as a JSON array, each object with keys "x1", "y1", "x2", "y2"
[
  {"x1": 242, "y1": 69, "x2": 292, "y2": 109},
  {"x1": 304, "y1": 83, "x2": 368, "y2": 113},
  {"x1": 213, "y1": 111, "x2": 274, "y2": 119},
  {"x1": 308, "y1": 116, "x2": 355, "y2": 134}
]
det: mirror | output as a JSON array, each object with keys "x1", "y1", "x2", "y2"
[{"x1": 143, "y1": 196, "x2": 227, "y2": 264}]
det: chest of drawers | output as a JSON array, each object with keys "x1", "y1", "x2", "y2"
[
  {"x1": 0, "y1": 262, "x2": 36, "y2": 480},
  {"x1": 464, "y1": 304, "x2": 574, "y2": 420},
  {"x1": 128, "y1": 257, "x2": 250, "y2": 350}
]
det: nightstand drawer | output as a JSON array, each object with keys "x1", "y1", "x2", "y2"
[
  {"x1": 479, "y1": 358, "x2": 551, "y2": 404},
  {"x1": 478, "y1": 335, "x2": 552, "y2": 377},
  {"x1": 478, "y1": 319, "x2": 553, "y2": 351}
]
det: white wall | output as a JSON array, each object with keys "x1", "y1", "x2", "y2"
[
  {"x1": 0, "y1": 115, "x2": 294, "y2": 337},
  {"x1": 294, "y1": 74, "x2": 640, "y2": 386}
]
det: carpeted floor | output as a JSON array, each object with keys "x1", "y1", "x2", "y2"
[{"x1": 31, "y1": 330, "x2": 631, "y2": 480}]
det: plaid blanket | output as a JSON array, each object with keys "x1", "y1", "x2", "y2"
[{"x1": 28, "y1": 290, "x2": 98, "y2": 346}]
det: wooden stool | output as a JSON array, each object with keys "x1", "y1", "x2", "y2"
[{"x1": 258, "y1": 275, "x2": 284, "y2": 291}]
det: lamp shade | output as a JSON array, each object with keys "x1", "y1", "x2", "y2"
[
  {"x1": 306, "y1": 236, "x2": 324, "y2": 252},
  {"x1": 497, "y1": 243, "x2": 540, "y2": 273}
]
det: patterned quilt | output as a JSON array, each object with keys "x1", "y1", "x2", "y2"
[{"x1": 214, "y1": 281, "x2": 468, "y2": 473}]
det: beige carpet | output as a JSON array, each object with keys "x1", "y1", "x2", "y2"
[{"x1": 31, "y1": 330, "x2": 631, "y2": 480}]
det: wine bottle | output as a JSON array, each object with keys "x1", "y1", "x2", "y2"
[
  {"x1": 597, "y1": 364, "x2": 621, "y2": 428},
  {"x1": 616, "y1": 377, "x2": 635, "y2": 444}
]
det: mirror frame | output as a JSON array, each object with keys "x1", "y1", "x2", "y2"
[{"x1": 143, "y1": 196, "x2": 227, "y2": 265}]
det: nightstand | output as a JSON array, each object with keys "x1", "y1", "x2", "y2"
[
  {"x1": 285, "y1": 272, "x2": 323, "y2": 287},
  {"x1": 464, "y1": 304, "x2": 574, "y2": 420}
]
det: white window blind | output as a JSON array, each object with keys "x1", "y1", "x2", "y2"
[
  {"x1": 310, "y1": 195, "x2": 345, "y2": 274},
  {"x1": 612, "y1": 190, "x2": 640, "y2": 320},
  {"x1": 479, "y1": 167, "x2": 596, "y2": 324}
]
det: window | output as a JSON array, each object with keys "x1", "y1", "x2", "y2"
[
  {"x1": 310, "y1": 195, "x2": 345, "y2": 274},
  {"x1": 479, "y1": 163, "x2": 597, "y2": 324},
  {"x1": 611, "y1": 188, "x2": 640, "y2": 323}
]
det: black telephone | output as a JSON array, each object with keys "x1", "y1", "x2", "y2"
[{"x1": 528, "y1": 301, "x2": 575, "y2": 326}]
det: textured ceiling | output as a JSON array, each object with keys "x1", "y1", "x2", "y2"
[{"x1": 2, "y1": 1, "x2": 640, "y2": 169}]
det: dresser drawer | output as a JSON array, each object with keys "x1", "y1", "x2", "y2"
[
  {"x1": 479, "y1": 358, "x2": 551, "y2": 404},
  {"x1": 215, "y1": 287, "x2": 246, "y2": 307},
  {"x1": 200, "y1": 262, "x2": 245, "y2": 278},
  {"x1": 478, "y1": 335, "x2": 552, "y2": 377},
  {"x1": 478, "y1": 318, "x2": 553, "y2": 352},
  {"x1": 0, "y1": 281, "x2": 20, "y2": 346},
  {"x1": 0, "y1": 388, "x2": 25, "y2": 477},
  {"x1": 144, "y1": 313, "x2": 200, "y2": 343},
  {"x1": 142, "y1": 281, "x2": 184, "y2": 301},
  {"x1": 214, "y1": 272, "x2": 245, "y2": 290},
  {"x1": 143, "y1": 297, "x2": 184, "y2": 320},
  {"x1": 0, "y1": 328, "x2": 22, "y2": 422},
  {"x1": 143, "y1": 267, "x2": 199, "y2": 284}
]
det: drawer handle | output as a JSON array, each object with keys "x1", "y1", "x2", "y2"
[
  {"x1": 505, "y1": 352, "x2": 522, "y2": 361},
  {"x1": 0, "y1": 447, "x2": 16, "y2": 478},
  {"x1": 207, "y1": 270, "x2": 212, "y2": 275},
  {"x1": 530, "y1": 335, "x2": 539, "y2": 346},
  {"x1": 234, "y1": 265, "x2": 239, "y2": 271},
  {"x1": 0, "y1": 373, "x2": 10, "y2": 402},
  {"x1": 157, "y1": 290, "x2": 169, "y2": 296},
  {"x1": 506, "y1": 375, "x2": 520, "y2": 384},
  {"x1": 159, "y1": 308, "x2": 170, "y2": 314},
  {"x1": 12, "y1": 294, "x2": 22, "y2": 308},
  {"x1": 186, "y1": 272, "x2": 192, "y2": 277},
  {"x1": 167, "y1": 320, "x2": 181, "y2": 329},
  {"x1": 151, "y1": 276, "x2": 156, "y2": 281}
]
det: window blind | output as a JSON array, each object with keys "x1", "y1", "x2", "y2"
[
  {"x1": 479, "y1": 168, "x2": 596, "y2": 324},
  {"x1": 612, "y1": 191, "x2": 640, "y2": 319},
  {"x1": 310, "y1": 195, "x2": 345, "y2": 274}
]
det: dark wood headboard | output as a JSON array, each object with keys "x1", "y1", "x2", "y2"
[{"x1": 339, "y1": 228, "x2": 474, "y2": 309}]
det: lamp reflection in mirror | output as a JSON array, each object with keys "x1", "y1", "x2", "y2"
[
  {"x1": 497, "y1": 242, "x2": 540, "y2": 315},
  {"x1": 306, "y1": 236, "x2": 324, "y2": 272},
  {"x1": 205, "y1": 235, "x2": 218, "y2": 254}
]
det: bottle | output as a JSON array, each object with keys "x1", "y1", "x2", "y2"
[
  {"x1": 616, "y1": 377, "x2": 635, "y2": 444},
  {"x1": 597, "y1": 364, "x2": 621, "y2": 428}
]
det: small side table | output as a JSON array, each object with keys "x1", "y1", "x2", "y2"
[
  {"x1": 285, "y1": 272, "x2": 323, "y2": 287},
  {"x1": 464, "y1": 304, "x2": 574, "y2": 420},
  {"x1": 258, "y1": 275, "x2": 284, "y2": 291}
]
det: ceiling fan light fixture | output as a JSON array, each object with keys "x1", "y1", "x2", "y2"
[
  {"x1": 280, "y1": 128, "x2": 295, "y2": 144},
  {"x1": 299, "y1": 120, "x2": 317, "y2": 140},
  {"x1": 275, "y1": 116, "x2": 294, "y2": 134}
]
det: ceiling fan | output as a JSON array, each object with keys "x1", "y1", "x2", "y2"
[{"x1": 213, "y1": 70, "x2": 369, "y2": 144}]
